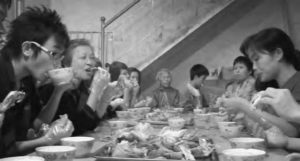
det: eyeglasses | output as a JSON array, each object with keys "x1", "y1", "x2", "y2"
[{"x1": 24, "y1": 41, "x2": 63, "y2": 68}]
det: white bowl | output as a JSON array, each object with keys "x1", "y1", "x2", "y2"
[
  {"x1": 218, "y1": 122, "x2": 242, "y2": 138},
  {"x1": 194, "y1": 113, "x2": 211, "y2": 129},
  {"x1": 193, "y1": 109, "x2": 204, "y2": 115},
  {"x1": 116, "y1": 111, "x2": 130, "y2": 119},
  {"x1": 61, "y1": 136, "x2": 95, "y2": 157},
  {"x1": 168, "y1": 117, "x2": 185, "y2": 129},
  {"x1": 36, "y1": 146, "x2": 76, "y2": 161},
  {"x1": 173, "y1": 108, "x2": 184, "y2": 113},
  {"x1": 223, "y1": 148, "x2": 266, "y2": 161},
  {"x1": 127, "y1": 109, "x2": 144, "y2": 120},
  {"x1": 108, "y1": 120, "x2": 128, "y2": 129},
  {"x1": 139, "y1": 107, "x2": 151, "y2": 114},
  {"x1": 0, "y1": 156, "x2": 44, "y2": 161},
  {"x1": 48, "y1": 68, "x2": 73, "y2": 85},
  {"x1": 164, "y1": 110, "x2": 179, "y2": 118},
  {"x1": 229, "y1": 137, "x2": 265, "y2": 150}
]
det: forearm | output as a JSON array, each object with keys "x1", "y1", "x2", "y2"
[
  {"x1": 130, "y1": 92, "x2": 138, "y2": 108},
  {"x1": 240, "y1": 106, "x2": 298, "y2": 137},
  {"x1": 9, "y1": 137, "x2": 50, "y2": 155},
  {"x1": 34, "y1": 88, "x2": 64, "y2": 129},
  {"x1": 95, "y1": 86, "x2": 115, "y2": 118},
  {"x1": 122, "y1": 88, "x2": 131, "y2": 109},
  {"x1": 257, "y1": 110, "x2": 298, "y2": 137},
  {"x1": 286, "y1": 137, "x2": 300, "y2": 151},
  {"x1": 288, "y1": 110, "x2": 300, "y2": 124}
]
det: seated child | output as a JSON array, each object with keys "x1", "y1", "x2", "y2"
[
  {"x1": 181, "y1": 64, "x2": 209, "y2": 111},
  {"x1": 223, "y1": 56, "x2": 256, "y2": 101},
  {"x1": 150, "y1": 68, "x2": 180, "y2": 109}
]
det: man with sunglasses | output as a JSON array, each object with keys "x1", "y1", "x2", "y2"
[{"x1": 0, "y1": 7, "x2": 72, "y2": 156}]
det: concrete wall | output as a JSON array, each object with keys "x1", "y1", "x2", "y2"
[
  {"x1": 286, "y1": 0, "x2": 300, "y2": 49},
  {"x1": 143, "y1": 0, "x2": 300, "y2": 95},
  {"x1": 50, "y1": 0, "x2": 232, "y2": 67}
]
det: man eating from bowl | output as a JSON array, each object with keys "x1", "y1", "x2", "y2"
[{"x1": 0, "y1": 7, "x2": 74, "y2": 157}]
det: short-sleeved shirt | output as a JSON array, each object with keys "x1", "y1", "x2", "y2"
[
  {"x1": 224, "y1": 76, "x2": 256, "y2": 101},
  {"x1": 0, "y1": 54, "x2": 42, "y2": 157},
  {"x1": 282, "y1": 71, "x2": 300, "y2": 103},
  {"x1": 151, "y1": 86, "x2": 180, "y2": 109}
]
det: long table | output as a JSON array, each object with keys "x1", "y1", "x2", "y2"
[{"x1": 73, "y1": 120, "x2": 289, "y2": 161}]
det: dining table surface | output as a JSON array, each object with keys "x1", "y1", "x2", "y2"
[{"x1": 31, "y1": 112, "x2": 289, "y2": 161}]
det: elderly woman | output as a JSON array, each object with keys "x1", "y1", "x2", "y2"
[{"x1": 38, "y1": 39, "x2": 112, "y2": 135}]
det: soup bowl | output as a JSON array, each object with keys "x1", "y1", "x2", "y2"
[
  {"x1": 36, "y1": 146, "x2": 76, "y2": 161},
  {"x1": 61, "y1": 136, "x2": 95, "y2": 157}
]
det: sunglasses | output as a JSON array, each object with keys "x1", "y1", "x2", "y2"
[{"x1": 24, "y1": 41, "x2": 63, "y2": 68}]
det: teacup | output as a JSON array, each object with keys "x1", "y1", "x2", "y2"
[
  {"x1": 218, "y1": 121, "x2": 243, "y2": 138},
  {"x1": 222, "y1": 148, "x2": 266, "y2": 161},
  {"x1": 229, "y1": 137, "x2": 265, "y2": 150},
  {"x1": 61, "y1": 136, "x2": 95, "y2": 157},
  {"x1": 36, "y1": 146, "x2": 76, "y2": 161}
]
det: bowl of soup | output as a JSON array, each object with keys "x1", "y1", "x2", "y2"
[
  {"x1": 108, "y1": 120, "x2": 128, "y2": 129},
  {"x1": 0, "y1": 156, "x2": 44, "y2": 161},
  {"x1": 48, "y1": 68, "x2": 73, "y2": 85},
  {"x1": 218, "y1": 121, "x2": 243, "y2": 138},
  {"x1": 36, "y1": 146, "x2": 76, "y2": 161},
  {"x1": 61, "y1": 136, "x2": 95, "y2": 157},
  {"x1": 222, "y1": 148, "x2": 266, "y2": 161},
  {"x1": 229, "y1": 137, "x2": 265, "y2": 150}
]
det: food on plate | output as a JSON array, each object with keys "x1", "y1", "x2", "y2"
[
  {"x1": 95, "y1": 122, "x2": 215, "y2": 160},
  {"x1": 112, "y1": 140, "x2": 147, "y2": 158},
  {"x1": 146, "y1": 109, "x2": 180, "y2": 122}
]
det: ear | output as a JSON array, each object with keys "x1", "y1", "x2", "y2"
[
  {"x1": 273, "y1": 48, "x2": 284, "y2": 62},
  {"x1": 22, "y1": 41, "x2": 34, "y2": 57}
]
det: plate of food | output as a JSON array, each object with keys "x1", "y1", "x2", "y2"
[{"x1": 93, "y1": 123, "x2": 216, "y2": 161}]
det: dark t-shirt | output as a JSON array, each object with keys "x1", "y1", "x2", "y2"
[
  {"x1": 38, "y1": 83, "x2": 100, "y2": 136},
  {"x1": 0, "y1": 54, "x2": 42, "y2": 157}
]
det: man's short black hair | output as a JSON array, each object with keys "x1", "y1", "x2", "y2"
[
  {"x1": 2, "y1": 7, "x2": 69, "y2": 59},
  {"x1": 190, "y1": 64, "x2": 209, "y2": 80}
]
